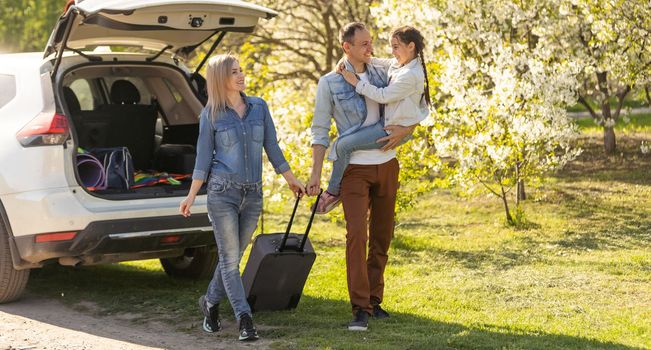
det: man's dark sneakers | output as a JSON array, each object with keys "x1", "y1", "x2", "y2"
[
  {"x1": 198, "y1": 295, "x2": 221, "y2": 333},
  {"x1": 372, "y1": 304, "x2": 390, "y2": 319},
  {"x1": 347, "y1": 310, "x2": 369, "y2": 331},
  {"x1": 238, "y1": 313, "x2": 259, "y2": 341}
]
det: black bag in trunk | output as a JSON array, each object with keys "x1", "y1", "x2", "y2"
[{"x1": 242, "y1": 191, "x2": 322, "y2": 312}]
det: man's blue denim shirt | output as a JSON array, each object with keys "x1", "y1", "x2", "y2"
[
  {"x1": 311, "y1": 60, "x2": 389, "y2": 148},
  {"x1": 192, "y1": 95, "x2": 290, "y2": 184}
]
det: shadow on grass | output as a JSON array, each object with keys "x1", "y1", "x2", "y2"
[
  {"x1": 389, "y1": 194, "x2": 651, "y2": 271},
  {"x1": 391, "y1": 222, "x2": 650, "y2": 272},
  {"x1": 551, "y1": 184, "x2": 651, "y2": 252},
  {"x1": 391, "y1": 236, "x2": 539, "y2": 271},
  {"x1": 552, "y1": 224, "x2": 651, "y2": 252},
  {"x1": 17, "y1": 264, "x2": 643, "y2": 350},
  {"x1": 555, "y1": 134, "x2": 651, "y2": 186},
  {"x1": 264, "y1": 294, "x2": 643, "y2": 350}
]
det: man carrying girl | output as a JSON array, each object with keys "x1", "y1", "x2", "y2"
[{"x1": 308, "y1": 23, "x2": 431, "y2": 331}]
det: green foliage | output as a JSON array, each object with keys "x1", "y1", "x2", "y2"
[
  {"x1": 0, "y1": 0, "x2": 61, "y2": 52},
  {"x1": 395, "y1": 126, "x2": 441, "y2": 212},
  {"x1": 510, "y1": 204, "x2": 538, "y2": 229},
  {"x1": 239, "y1": 41, "x2": 273, "y2": 99}
]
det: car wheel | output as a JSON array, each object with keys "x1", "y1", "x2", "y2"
[
  {"x1": 0, "y1": 220, "x2": 29, "y2": 303},
  {"x1": 160, "y1": 246, "x2": 217, "y2": 280}
]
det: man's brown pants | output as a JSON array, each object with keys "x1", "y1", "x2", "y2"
[{"x1": 340, "y1": 158, "x2": 399, "y2": 315}]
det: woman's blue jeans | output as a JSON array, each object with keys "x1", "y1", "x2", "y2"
[{"x1": 204, "y1": 175, "x2": 262, "y2": 320}]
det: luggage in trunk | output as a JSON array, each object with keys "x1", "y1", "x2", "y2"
[{"x1": 154, "y1": 144, "x2": 195, "y2": 174}]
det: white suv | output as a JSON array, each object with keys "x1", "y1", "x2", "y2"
[{"x1": 0, "y1": 0, "x2": 277, "y2": 303}]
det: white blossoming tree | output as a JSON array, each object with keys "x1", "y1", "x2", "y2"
[
  {"x1": 551, "y1": 0, "x2": 651, "y2": 154},
  {"x1": 374, "y1": 0, "x2": 582, "y2": 224}
]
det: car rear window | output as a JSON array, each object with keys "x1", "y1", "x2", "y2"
[
  {"x1": 69, "y1": 78, "x2": 95, "y2": 111},
  {"x1": 163, "y1": 78, "x2": 183, "y2": 103},
  {"x1": 104, "y1": 76, "x2": 151, "y2": 104},
  {"x1": 0, "y1": 74, "x2": 16, "y2": 109}
]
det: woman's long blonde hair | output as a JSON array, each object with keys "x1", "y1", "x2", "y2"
[{"x1": 205, "y1": 53, "x2": 238, "y2": 120}]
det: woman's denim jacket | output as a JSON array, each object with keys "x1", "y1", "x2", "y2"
[
  {"x1": 311, "y1": 60, "x2": 389, "y2": 149},
  {"x1": 192, "y1": 94, "x2": 290, "y2": 184}
]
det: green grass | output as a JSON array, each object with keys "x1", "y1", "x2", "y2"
[
  {"x1": 567, "y1": 97, "x2": 647, "y2": 113},
  {"x1": 27, "y1": 135, "x2": 651, "y2": 349},
  {"x1": 574, "y1": 113, "x2": 651, "y2": 132}
]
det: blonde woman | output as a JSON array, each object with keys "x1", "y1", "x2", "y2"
[{"x1": 179, "y1": 54, "x2": 305, "y2": 341}]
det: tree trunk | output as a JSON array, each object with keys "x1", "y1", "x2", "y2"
[
  {"x1": 596, "y1": 71, "x2": 618, "y2": 154},
  {"x1": 517, "y1": 180, "x2": 526, "y2": 203},
  {"x1": 515, "y1": 161, "x2": 526, "y2": 204},
  {"x1": 604, "y1": 126, "x2": 617, "y2": 154},
  {"x1": 500, "y1": 185, "x2": 514, "y2": 225}
]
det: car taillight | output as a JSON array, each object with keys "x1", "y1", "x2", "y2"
[
  {"x1": 160, "y1": 235, "x2": 182, "y2": 244},
  {"x1": 35, "y1": 231, "x2": 77, "y2": 243},
  {"x1": 16, "y1": 112, "x2": 70, "y2": 147}
]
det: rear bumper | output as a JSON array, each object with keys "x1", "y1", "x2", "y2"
[
  {"x1": 12, "y1": 214, "x2": 215, "y2": 269},
  {"x1": 0, "y1": 187, "x2": 208, "y2": 238}
]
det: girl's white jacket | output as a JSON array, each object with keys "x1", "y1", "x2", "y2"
[{"x1": 355, "y1": 57, "x2": 429, "y2": 126}]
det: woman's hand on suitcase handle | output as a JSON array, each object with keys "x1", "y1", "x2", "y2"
[{"x1": 282, "y1": 170, "x2": 307, "y2": 198}]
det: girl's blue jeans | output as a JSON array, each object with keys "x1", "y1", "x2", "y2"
[{"x1": 327, "y1": 122, "x2": 409, "y2": 195}]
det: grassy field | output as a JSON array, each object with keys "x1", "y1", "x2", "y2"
[
  {"x1": 26, "y1": 122, "x2": 651, "y2": 349},
  {"x1": 575, "y1": 113, "x2": 651, "y2": 132},
  {"x1": 567, "y1": 97, "x2": 647, "y2": 113}
]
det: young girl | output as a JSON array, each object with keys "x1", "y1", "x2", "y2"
[
  {"x1": 318, "y1": 25, "x2": 431, "y2": 213},
  {"x1": 179, "y1": 54, "x2": 305, "y2": 341}
]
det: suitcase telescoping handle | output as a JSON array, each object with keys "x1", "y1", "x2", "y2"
[{"x1": 278, "y1": 189, "x2": 323, "y2": 252}]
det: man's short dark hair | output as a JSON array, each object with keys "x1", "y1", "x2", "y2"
[{"x1": 339, "y1": 22, "x2": 367, "y2": 45}]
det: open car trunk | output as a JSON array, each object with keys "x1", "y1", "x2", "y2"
[
  {"x1": 44, "y1": 0, "x2": 278, "y2": 200},
  {"x1": 63, "y1": 61, "x2": 205, "y2": 199},
  {"x1": 45, "y1": 0, "x2": 277, "y2": 76}
]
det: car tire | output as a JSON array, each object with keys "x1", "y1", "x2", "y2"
[
  {"x1": 0, "y1": 220, "x2": 29, "y2": 304},
  {"x1": 160, "y1": 246, "x2": 217, "y2": 280}
]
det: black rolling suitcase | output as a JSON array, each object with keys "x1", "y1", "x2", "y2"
[{"x1": 242, "y1": 191, "x2": 322, "y2": 312}]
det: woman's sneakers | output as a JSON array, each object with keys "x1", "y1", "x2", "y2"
[
  {"x1": 198, "y1": 298, "x2": 259, "y2": 341},
  {"x1": 238, "y1": 313, "x2": 259, "y2": 341},
  {"x1": 198, "y1": 295, "x2": 221, "y2": 333}
]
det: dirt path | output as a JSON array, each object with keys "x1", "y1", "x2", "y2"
[{"x1": 0, "y1": 294, "x2": 269, "y2": 350}]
